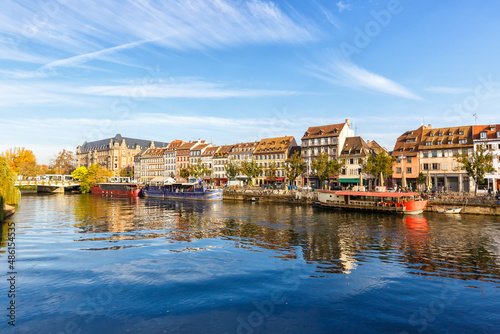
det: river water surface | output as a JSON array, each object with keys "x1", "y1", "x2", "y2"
[{"x1": 1, "y1": 193, "x2": 500, "y2": 333}]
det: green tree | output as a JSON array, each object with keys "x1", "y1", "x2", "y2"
[
  {"x1": 311, "y1": 152, "x2": 344, "y2": 189},
  {"x1": 119, "y1": 167, "x2": 133, "y2": 178},
  {"x1": 240, "y1": 159, "x2": 263, "y2": 185},
  {"x1": 456, "y1": 144, "x2": 495, "y2": 195},
  {"x1": 179, "y1": 167, "x2": 190, "y2": 181},
  {"x1": 2, "y1": 147, "x2": 39, "y2": 177},
  {"x1": 224, "y1": 158, "x2": 238, "y2": 181},
  {"x1": 0, "y1": 156, "x2": 21, "y2": 205},
  {"x1": 266, "y1": 162, "x2": 278, "y2": 184},
  {"x1": 416, "y1": 172, "x2": 426, "y2": 191},
  {"x1": 71, "y1": 164, "x2": 112, "y2": 193},
  {"x1": 51, "y1": 149, "x2": 75, "y2": 174},
  {"x1": 362, "y1": 151, "x2": 395, "y2": 186},
  {"x1": 284, "y1": 151, "x2": 306, "y2": 186}
]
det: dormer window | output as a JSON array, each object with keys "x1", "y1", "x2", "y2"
[
  {"x1": 448, "y1": 140, "x2": 452, "y2": 145},
  {"x1": 497, "y1": 131, "x2": 500, "y2": 138},
  {"x1": 426, "y1": 142, "x2": 432, "y2": 146},
  {"x1": 334, "y1": 128, "x2": 338, "y2": 134},
  {"x1": 480, "y1": 132, "x2": 487, "y2": 139},
  {"x1": 459, "y1": 131, "x2": 464, "y2": 135},
  {"x1": 449, "y1": 131, "x2": 453, "y2": 135},
  {"x1": 439, "y1": 133, "x2": 443, "y2": 137},
  {"x1": 430, "y1": 133, "x2": 434, "y2": 137},
  {"x1": 459, "y1": 139, "x2": 467, "y2": 145},
  {"x1": 490, "y1": 126, "x2": 495, "y2": 131},
  {"x1": 437, "y1": 141, "x2": 442, "y2": 145}
]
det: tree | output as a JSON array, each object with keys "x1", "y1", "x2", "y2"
[
  {"x1": 267, "y1": 162, "x2": 278, "y2": 184},
  {"x1": 456, "y1": 144, "x2": 495, "y2": 195},
  {"x1": 224, "y1": 159, "x2": 238, "y2": 181},
  {"x1": 189, "y1": 159, "x2": 210, "y2": 179},
  {"x1": 71, "y1": 164, "x2": 113, "y2": 193},
  {"x1": 119, "y1": 167, "x2": 133, "y2": 178},
  {"x1": 284, "y1": 151, "x2": 306, "y2": 186},
  {"x1": 51, "y1": 149, "x2": 75, "y2": 175},
  {"x1": 179, "y1": 167, "x2": 190, "y2": 181},
  {"x1": 416, "y1": 172, "x2": 426, "y2": 191},
  {"x1": 240, "y1": 159, "x2": 263, "y2": 185},
  {"x1": 2, "y1": 147, "x2": 39, "y2": 177},
  {"x1": 0, "y1": 156, "x2": 21, "y2": 205},
  {"x1": 311, "y1": 152, "x2": 344, "y2": 189},
  {"x1": 362, "y1": 151, "x2": 395, "y2": 186}
]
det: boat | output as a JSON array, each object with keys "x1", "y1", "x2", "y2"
[
  {"x1": 3, "y1": 204, "x2": 15, "y2": 219},
  {"x1": 142, "y1": 183, "x2": 223, "y2": 201},
  {"x1": 316, "y1": 190, "x2": 429, "y2": 215},
  {"x1": 436, "y1": 207, "x2": 462, "y2": 214},
  {"x1": 91, "y1": 183, "x2": 141, "y2": 197}
]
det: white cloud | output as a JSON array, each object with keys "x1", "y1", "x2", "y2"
[
  {"x1": 308, "y1": 57, "x2": 422, "y2": 100},
  {"x1": 424, "y1": 86, "x2": 471, "y2": 94},
  {"x1": 0, "y1": 0, "x2": 318, "y2": 68},
  {"x1": 336, "y1": 1, "x2": 352, "y2": 12}
]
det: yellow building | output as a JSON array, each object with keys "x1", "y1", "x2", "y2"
[{"x1": 253, "y1": 136, "x2": 297, "y2": 186}]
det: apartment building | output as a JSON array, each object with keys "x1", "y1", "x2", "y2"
[
  {"x1": 200, "y1": 146, "x2": 220, "y2": 182},
  {"x1": 418, "y1": 125, "x2": 473, "y2": 192},
  {"x1": 391, "y1": 125, "x2": 426, "y2": 190},
  {"x1": 228, "y1": 141, "x2": 259, "y2": 183},
  {"x1": 473, "y1": 124, "x2": 500, "y2": 192},
  {"x1": 213, "y1": 145, "x2": 234, "y2": 186},
  {"x1": 301, "y1": 120, "x2": 354, "y2": 187},
  {"x1": 140, "y1": 147, "x2": 167, "y2": 184},
  {"x1": 253, "y1": 136, "x2": 297, "y2": 186},
  {"x1": 176, "y1": 140, "x2": 205, "y2": 182},
  {"x1": 164, "y1": 140, "x2": 184, "y2": 179}
]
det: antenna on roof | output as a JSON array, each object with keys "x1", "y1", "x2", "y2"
[
  {"x1": 473, "y1": 113, "x2": 478, "y2": 125},
  {"x1": 422, "y1": 117, "x2": 425, "y2": 126}
]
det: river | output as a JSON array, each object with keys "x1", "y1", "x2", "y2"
[{"x1": 1, "y1": 193, "x2": 500, "y2": 333}]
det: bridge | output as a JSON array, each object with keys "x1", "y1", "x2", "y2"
[{"x1": 15, "y1": 180, "x2": 81, "y2": 193}]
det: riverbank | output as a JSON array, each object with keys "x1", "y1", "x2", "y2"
[{"x1": 223, "y1": 190, "x2": 500, "y2": 215}]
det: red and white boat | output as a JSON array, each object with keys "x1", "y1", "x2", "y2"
[
  {"x1": 91, "y1": 183, "x2": 141, "y2": 197},
  {"x1": 316, "y1": 190, "x2": 428, "y2": 215}
]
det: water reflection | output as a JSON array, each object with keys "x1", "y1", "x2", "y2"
[{"x1": 66, "y1": 195, "x2": 500, "y2": 284}]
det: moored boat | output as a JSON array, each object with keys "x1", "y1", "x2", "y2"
[
  {"x1": 316, "y1": 190, "x2": 428, "y2": 215},
  {"x1": 436, "y1": 207, "x2": 462, "y2": 214},
  {"x1": 91, "y1": 183, "x2": 141, "y2": 197},
  {"x1": 142, "y1": 183, "x2": 223, "y2": 201}
]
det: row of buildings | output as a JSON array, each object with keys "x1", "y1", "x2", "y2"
[{"x1": 76, "y1": 120, "x2": 500, "y2": 192}]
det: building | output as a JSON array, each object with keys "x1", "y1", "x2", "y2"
[
  {"x1": 76, "y1": 134, "x2": 168, "y2": 175},
  {"x1": 228, "y1": 141, "x2": 259, "y2": 184},
  {"x1": 301, "y1": 120, "x2": 354, "y2": 188},
  {"x1": 175, "y1": 140, "x2": 206, "y2": 182},
  {"x1": 473, "y1": 124, "x2": 500, "y2": 192},
  {"x1": 339, "y1": 137, "x2": 385, "y2": 188},
  {"x1": 418, "y1": 125, "x2": 473, "y2": 192},
  {"x1": 133, "y1": 149, "x2": 147, "y2": 181},
  {"x1": 200, "y1": 146, "x2": 220, "y2": 182},
  {"x1": 391, "y1": 125, "x2": 426, "y2": 190},
  {"x1": 164, "y1": 140, "x2": 184, "y2": 180},
  {"x1": 253, "y1": 136, "x2": 297, "y2": 186},
  {"x1": 213, "y1": 145, "x2": 235, "y2": 186},
  {"x1": 140, "y1": 147, "x2": 168, "y2": 184}
]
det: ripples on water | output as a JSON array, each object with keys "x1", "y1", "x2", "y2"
[{"x1": 1, "y1": 193, "x2": 500, "y2": 333}]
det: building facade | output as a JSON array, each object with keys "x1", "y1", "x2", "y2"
[
  {"x1": 164, "y1": 140, "x2": 184, "y2": 180},
  {"x1": 213, "y1": 145, "x2": 234, "y2": 186},
  {"x1": 301, "y1": 120, "x2": 354, "y2": 188},
  {"x1": 175, "y1": 141, "x2": 204, "y2": 182},
  {"x1": 228, "y1": 141, "x2": 259, "y2": 183},
  {"x1": 200, "y1": 146, "x2": 220, "y2": 182},
  {"x1": 418, "y1": 125, "x2": 473, "y2": 192},
  {"x1": 253, "y1": 136, "x2": 297, "y2": 186},
  {"x1": 140, "y1": 147, "x2": 167, "y2": 184},
  {"x1": 76, "y1": 134, "x2": 167, "y2": 176},
  {"x1": 391, "y1": 125, "x2": 426, "y2": 190},
  {"x1": 473, "y1": 124, "x2": 500, "y2": 192}
]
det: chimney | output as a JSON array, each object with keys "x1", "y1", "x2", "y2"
[
  {"x1": 346, "y1": 119, "x2": 350, "y2": 127},
  {"x1": 427, "y1": 124, "x2": 432, "y2": 129}
]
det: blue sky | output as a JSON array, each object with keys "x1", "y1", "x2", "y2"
[{"x1": 1, "y1": 0, "x2": 500, "y2": 164}]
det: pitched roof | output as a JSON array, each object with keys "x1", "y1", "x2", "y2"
[
  {"x1": 391, "y1": 126, "x2": 425, "y2": 157},
  {"x1": 142, "y1": 147, "x2": 167, "y2": 157},
  {"x1": 473, "y1": 124, "x2": 500, "y2": 140},
  {"x1": 201, "y1": 146, "x2": 220, "y2": 157},
  {"x1": 229, "y1": 141, "x2": 259, "y2": 154},
  {"x1": 302, "y1": 123, "x2": 346, "y2": 140},
  {"x1": 254, "y1": 136, "x2": 296, "y2": 155},
  {"x1": 78, "y1": 134, "x2": 168, "y2": 153},
  {"x1": 417, "y1": 125, "x2": 473, "y2": 150},
  {"x1": 339, "y1": 136, "x2": 373, "y2": 158}
]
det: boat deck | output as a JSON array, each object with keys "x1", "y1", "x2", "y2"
[{"x1": 314, "y1": 201, "x2": 406, "y2": 213}]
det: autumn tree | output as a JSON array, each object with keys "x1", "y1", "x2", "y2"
[
  {"x1": 179, "y1": 167, "x2": 190, "y2": 181},
  {"x1": 71, "y1": 164, "x2": 113, "y2": 193},
  {"x1": 2, "y1": 147, "x2": 39, "y2": 177},
  {"x1": 119, "y1": 167, "x2": 133, "y2": 178},
  {"x1": 266, "y1": 162, "x2": 278, "y2": 184},
  {"x1": 456, "y1": 144, "x2": 495, "y2": 195},
  {"x1": 240, "y1": 159, "x2": 263, "y2": 185},
  {"x1": 0, "y1": 156, "x2": 21, "y2": 205},
  {"x1": 51, "y1": 149, "x2": 76, "y2": 174},
  {"x1": 362, "y1": 151, "x2": 395, "y2": 186},
  {"x1": 284, "y1": 151, "x2": 306, "y2": 186}
]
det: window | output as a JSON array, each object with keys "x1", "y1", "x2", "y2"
[
  {"x1": 480, "y1": 132, "x2": 487, "y2": 139},
  {"x1": 407, "y1": 157, "x2": 412, "y2": 163},
  {"x1": 437, "y1": 141, "x2": 442, "y2": 145},
  {"x1": 497, "y1": 131, "x2": 500, "y2": 138},
  {"x1": 423, "y1": 163, "x2": 429, "y2": 170},
  {"x1": 439, "y1": 133, "x2": 443, "y2": 136},
  {"x1": 426, "y1": 142, "x2": 432, "y2": 146},
  {"x1": 350, "y1": 158, "x2": 354, "y2": 165},
  {"x1": 430, "y1": 133, "x2": 434, "y2": 137},
  {"x1": 449, "y1": 131, "x2": 453, "y2": 136},
  {"x1": 407, "y1": 167, "x2": 412, "y2": 174},
  {"x1": 432, "y1": 163, "x2": 439, "y2": 170},
  {"x1": 396, "y1": 167, "x2": 402, "y2": 174},
  {"x1": 442, "y1": 163, "x2": 448, "y2": 171},
  {"x1": 432, "y1": 151, "x2": 438, "y2": 157},
  {"x1": 459, "y1": 139, "x2": 467, "y2": 145},
  {"x1": 459, "y1": 131, "x2": 464, "y2": 135},
  {"x1": 448, "y1": 140, "x2": 452, "y2": 145},
  {"x1": 423, "y1": 151, "x2": 428, "y2": 158}
]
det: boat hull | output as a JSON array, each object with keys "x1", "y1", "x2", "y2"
[
  {"x1": 91, "y1": 184, "x2": 141, "y2": 197},
  {"x1": 142, "y1": 188, "x2": 223, "y2": 201}
]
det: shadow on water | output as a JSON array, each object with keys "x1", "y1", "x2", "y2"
[{"x1": 65, "y1": 194, "x2": 500, "y2": 284}]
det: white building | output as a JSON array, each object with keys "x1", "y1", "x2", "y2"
[{"x1": 473, "y1": 124, "x2": 500, "y2": 193}]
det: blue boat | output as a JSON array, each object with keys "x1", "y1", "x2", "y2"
[{"x1": 142, "y1": 183, "x2": 223, "y2": 201}]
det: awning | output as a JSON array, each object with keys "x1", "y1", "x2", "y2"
[
  {"x1": 338, "y1": 178, "x2": 359, "y2": 184},
  {"x1": 265, "y1": 177, "x2": 285, "y2": 181},
  {"x1": 151, "y1": 176, "x2": 167, "y2": 183}
]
